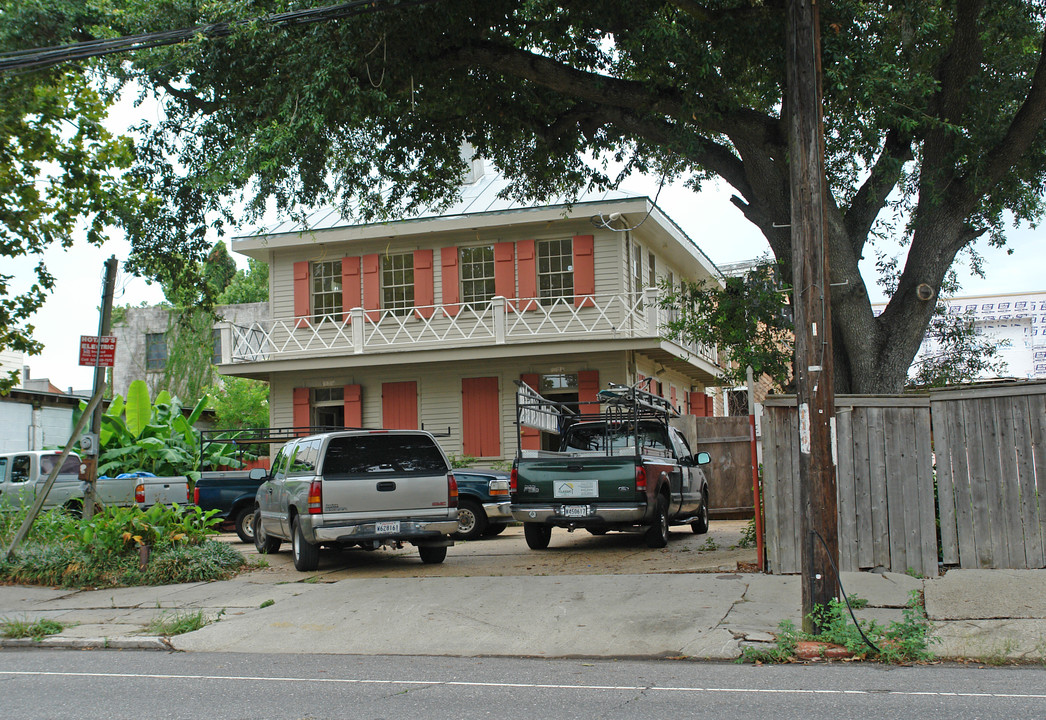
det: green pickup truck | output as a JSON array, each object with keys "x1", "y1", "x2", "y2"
[{"x1": 510, "y1": 382, "x2": 712, "y2": 550}]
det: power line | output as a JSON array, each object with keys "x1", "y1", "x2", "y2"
[{"x1": 0, "y1": 0, "x2": 441, "y2": 74}]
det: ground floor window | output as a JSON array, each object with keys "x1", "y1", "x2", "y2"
[{"x1": 313, "y1": 387, "x2": 344, "y2": 428}]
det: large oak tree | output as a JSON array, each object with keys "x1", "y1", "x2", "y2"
[{"x1": 7, "y1": 0, "x2": 1046, "y2": 393}]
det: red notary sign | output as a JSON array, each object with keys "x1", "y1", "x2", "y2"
[{"x1": 79, "y1": 335, "x2": 117, "y2": 367}]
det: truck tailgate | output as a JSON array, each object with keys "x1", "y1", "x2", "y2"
[
  {"x1": 321, "y1": 472, "x2": 449, "y2": 518},
  {"x1": 515, "y1": 456, "x2": 638, "y2": 502}
]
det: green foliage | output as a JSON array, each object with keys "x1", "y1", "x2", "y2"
[
  {"x1": 160, "y1": 309, "x2": 218, "y2": 403},
  {"x1": 660, "y1": 263, "x2": 793, "y2": 389},
  {"x1": 0, "y1": 617, "x2": 65, "y2": 641},
  {"x1": 203, "y1": 241, "x2": 237, "y2": 297},
  {"x1": 259, "y1": 599, "x2": 275, "y2": 609},
  {"x1": 208, "y1": 376, "x2": 269, "y2": 431},
  {"x1": 89, "y1": 379, "x2": 243, "y2": 480},
  {"x1": 0, "y1": 504, "x2": 242, "y2": 588},
  {"x1": 740, "y1": 592, "x2": 937, "y2": 664},
  {"x1": 448, "y1": 454, "x2": 476, "y2": 469},
  {"x1": 216, "y1": 257, "x2": 269, "y2": 305},
  {"x1": 736, "y1": 518, "x2": 757, "y2": 550},
  {"x1": 147, "y1": 610, "x2": 209, "y2": 636},
  {"x1": 908, "y1": 305, "x2": 1010, "y2": 388}
]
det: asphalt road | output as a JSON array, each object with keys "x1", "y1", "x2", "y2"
[{"x1": 2, "y1": 650, "x2": 1044, "y2": 719}]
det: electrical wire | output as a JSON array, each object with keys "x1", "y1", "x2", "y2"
[{"x1": 0, "y1": 0, "x2": 442, "y2": 74}]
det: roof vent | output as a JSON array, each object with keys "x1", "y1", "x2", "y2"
[{"x1": 460, "y1": 141, "x2": 486, "y2": 184}]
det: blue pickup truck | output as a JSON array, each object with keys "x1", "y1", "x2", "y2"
[
  {"x1": 193, "y1": 468, "x2": 267, "y2": 543},
  {"x1": 451, "y1": 468, "x2": 514, "y2": 541}
]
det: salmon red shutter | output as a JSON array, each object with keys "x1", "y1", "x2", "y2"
[
  {"x1": 462, "y1": 377, "x2": 500, "y2": 457},
  {"x1": 517, "y1": 239, "x2": 537, "y2": 311},
  {"x1": 341, "y1": 257, "x2": 361, "y2": 323},
  {"x1": 578, "y1": 369, "x2": 600, "y2": 409},
  {"x1": 382, "y1": 381, "x2": 418, "y2": 429},
  {"x1": 414, "y1": 249, "x2": 434, "y2": 319},
  {"x1": 293, "y1": 261, "x2": 310, "y2": 327},
  {"x1": 441, "y1": 246, "x2": 460, "y2": 316},
  {"x1": 494, "y1": 241, "x2": 516, "y2": 308},
  {"x1": 293, "y1": 387, "x2": 310, "y2": 430},
  {"x1": 572, "y1": 234, "x2": 595, "y2": 308},
  {"x1": 362, "y1": 253, "x2": 380, "y2": 322},
  {"x1": 343, "y1": 384, "x2": 362, "y2": 428}
]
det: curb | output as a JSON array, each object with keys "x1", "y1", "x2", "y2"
[{"x1": 0, "y1": 635, "x2": 172, "y2": 651}]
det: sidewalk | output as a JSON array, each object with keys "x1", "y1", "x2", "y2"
[{"x1": 2, "y1": 531, "x2": 1045, "y2": 661}]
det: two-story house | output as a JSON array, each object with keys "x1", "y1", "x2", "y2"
[{"x1": 220, "y1": 161, "x2": 724, "y2": 461}]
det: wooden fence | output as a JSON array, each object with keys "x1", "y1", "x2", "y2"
[
  {"x1": 932, "y1": 384, "x2": 1046, "y2": 569},
  {"x1": 762, "y1": 382, "x2": 1046, "y2": 576},
  {"x1": 676, "y1": 416, "x2": 754, "y2": 519}
]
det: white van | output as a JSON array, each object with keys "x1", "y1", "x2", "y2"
[{"x1": 0, "y1": 450, "x2": 84, "y2": 511}]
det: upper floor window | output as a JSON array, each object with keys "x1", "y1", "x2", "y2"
[
  {"x1": 382, "y1": 253, "x2": 414, "y2": 315},
  {"x1": 145, "y1": 333, "x2": 167, "y2": 371},
  {"x1": 537, "y1": 238, "x2": 573, "y2": 306},
  {"x1": 648, "y1": 252, "x2": 657, "y2": 287},
  {"x1": 631, "y1": 242, "x2": 643, "y2": 295},
  {"x1": 312, "y1": 260, "x2": 342, "y2": 318},
  {"x1": 211, "y1": 329, "x2": 222, "y2": 365},
  {"x1": 460, "y1": 245, "x2": 495, "y2": 307}
]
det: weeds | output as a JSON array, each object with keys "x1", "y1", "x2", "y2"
[
  {"x1": 735, "y1": 518, "x2": 757, "y2": 549},
  {"x1": 147, "y1": 610, "x2": 209, "y2": 636},
  {"x1": 0, "y1": 505, "x2": 243, "y2": 588},
  {"x1": 699, "y1": 537, "x2": 719, "y2": 551},
  {"x1": 740, "y1": 591, "x2": 937, "y2": 664},
  {"x1": 0, "y1": 617, "x2": 65, "y2": 641},
  {"x1": 260, "y1": 599, "x2": 274, "y2": 609}
]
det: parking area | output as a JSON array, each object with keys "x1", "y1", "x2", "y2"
[{"x1": 227, "y1": 519, "x2": 757, "y2": 582}]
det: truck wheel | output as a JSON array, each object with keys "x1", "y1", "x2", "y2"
[
  {"x1": 418, "y1": 545, "x2": 447, "y2": 564},
  {"x1": 292, "y1": 516, "x2": 320, "y2": 572},
  {"x1": 254, "y1": 509, "x2": 282, "y2": 554},
  {"x1": 482, "y1": 523, "x2": 508, "y2": 537},
  {"x1": 691, "y1": 489, "x2": 710, "y2": 535},
  {"x1": 452, "y1": 499, "x2": 488, "y2": 541},
  {"x1": 587, "y1": 527, "x2": 608, "y2": 536},
  {"x1": 234, "y1": 506, "x2": 255, "y2": 543},
  {"x1": 645, "y1": 496, "x2": 670, "y2": 548},
  {"x1": 523, "y1": 522, "x2": 552, "y2": 550}
]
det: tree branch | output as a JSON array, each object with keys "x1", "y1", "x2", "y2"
[
  {"x1": 156, "y1": 77, "x2": 218, "y2": 115},
  {"x1": 844, "y1": 128, "x2": 913, "y2": 257}
]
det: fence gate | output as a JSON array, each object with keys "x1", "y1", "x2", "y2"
[
  {"x1": 676, "y1": 416, "x2": 754, "y2": 519},
  {"x1": 762, "y1": 395, "x2": 937, "y2": 577},
  {"x1": 932, "y1": 384, "x2": 1046, "y2": 569}
]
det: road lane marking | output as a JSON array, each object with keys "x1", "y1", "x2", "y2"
[{"x1": 1, "y1": 670, "x2": 1045, "y2": 700}]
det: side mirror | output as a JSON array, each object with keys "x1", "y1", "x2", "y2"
[
  {"x1": 695, "y1": 451, "x2": 711, "y2": 465},
  {"x1": 248, "y1": 468, "x2": 268, "y2": 481}
]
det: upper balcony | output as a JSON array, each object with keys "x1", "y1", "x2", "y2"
[{"x1": 219, "y1": 288, "x2": 720, "y2": 380}]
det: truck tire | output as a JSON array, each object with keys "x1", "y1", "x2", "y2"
[
  {"x1": 234, "y1": 506, "x2": 255, "y2": 543},
  {"x1": 254, "y1": 508, "x2": 282, "y2": 554},
  {"x1": 292, "y1": 515, "x2": 320, "y2": 571},
  {"x1": 452, "y1": 498, "x2": 488, "y2": 541},
  {"x1": 482, "y1": 523, "x2": 508, "y2": 537},
  {"x1": 691, "y1": 489, "x2": 710, "y2": 535},
  {"x1": 524, "y1": 522, "x2": 552, "y2": 550},
  {"x1": 418, "y1": 544, "x2": 448, "y2": 564},
  {"x1": 645, "y1": 495, "x2": 670, "y2": 548}
]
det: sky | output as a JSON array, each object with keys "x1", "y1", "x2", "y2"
[{"x1": 9, "y1": 170, "x2": 1042, "y2": 393}]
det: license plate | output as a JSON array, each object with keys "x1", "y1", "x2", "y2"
[
  {"x1": 374, "y1": 521, "x2": 401, "y2": 534},
  {"x1": 561, "y1": 505, "x2": 590, "y2": 518}
]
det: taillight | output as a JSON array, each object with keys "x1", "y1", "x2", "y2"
[
  {"x1": 187, "y1": 484, "x2": 192, "y2": 503},
  {"x1": 193, "y1": 486, "x2": 200, "y2": 505},
  {"x1": 635, "y1": 466, "x2": 647, "y2": 492},
  {"x1": 307, "y1": 480, "x2": 322, "y2": 514},
  {"x1": 510, "y1": 468, "x2": 518, "y2": 492},
  {"x1": 134, "y1": 484, "x2": 145, "y2": 504},
  {"x1": 488, "y1": 479, "x2": 509, "y2": 497},
  {"x1": 448, "y1": 474, "x2": 458, "y2": 508}
]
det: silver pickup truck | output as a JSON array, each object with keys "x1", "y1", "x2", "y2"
[{"x1": 252, "y1": 429, "x2": 458, "y2": 571}]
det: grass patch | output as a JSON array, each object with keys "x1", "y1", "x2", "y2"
[
  {"x1": 260, "y1": 599, "x2": 274, "y2": 609},
  {"x1": 740, "y1": 591, "x2": 937, "y2": 664},
  {"x1": 147, "y1": 610, "x2": 210, "y2": 636},
  {"x1": 1, "y1": 617, "x2": 65, "y2": 641}
]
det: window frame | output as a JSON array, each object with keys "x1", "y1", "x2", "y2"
[
  {"x1": 381, "y1": 252, "x2": 415, "y2": 316},
  {"x1": 536, "y1": 237, "x2": 574, "y2": 306},
  {"x1": 459, "y1": 245, "x2": 496, "y2": 308},
  {"x1": 145, "y1": 333, "x2": 167, "y2": 372},
  {"x1": 311, "y1": 259, "x2": 343, "y2": 319}
]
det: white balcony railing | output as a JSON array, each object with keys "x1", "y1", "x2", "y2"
[{"x1": 225, "y1": 288, "x2": 717, "y2": 366}]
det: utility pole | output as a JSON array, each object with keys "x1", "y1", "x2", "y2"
[
  {"x1": 786, "y1": 0, "x2": 840, "y2": 632},
  {"x1": 83, "y1": 255, "x2": 119, "y2": 520}
]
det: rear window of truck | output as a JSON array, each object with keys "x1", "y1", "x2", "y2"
[{"x1": 322, "y1": 435, "x2": 449, "y2": 476}]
